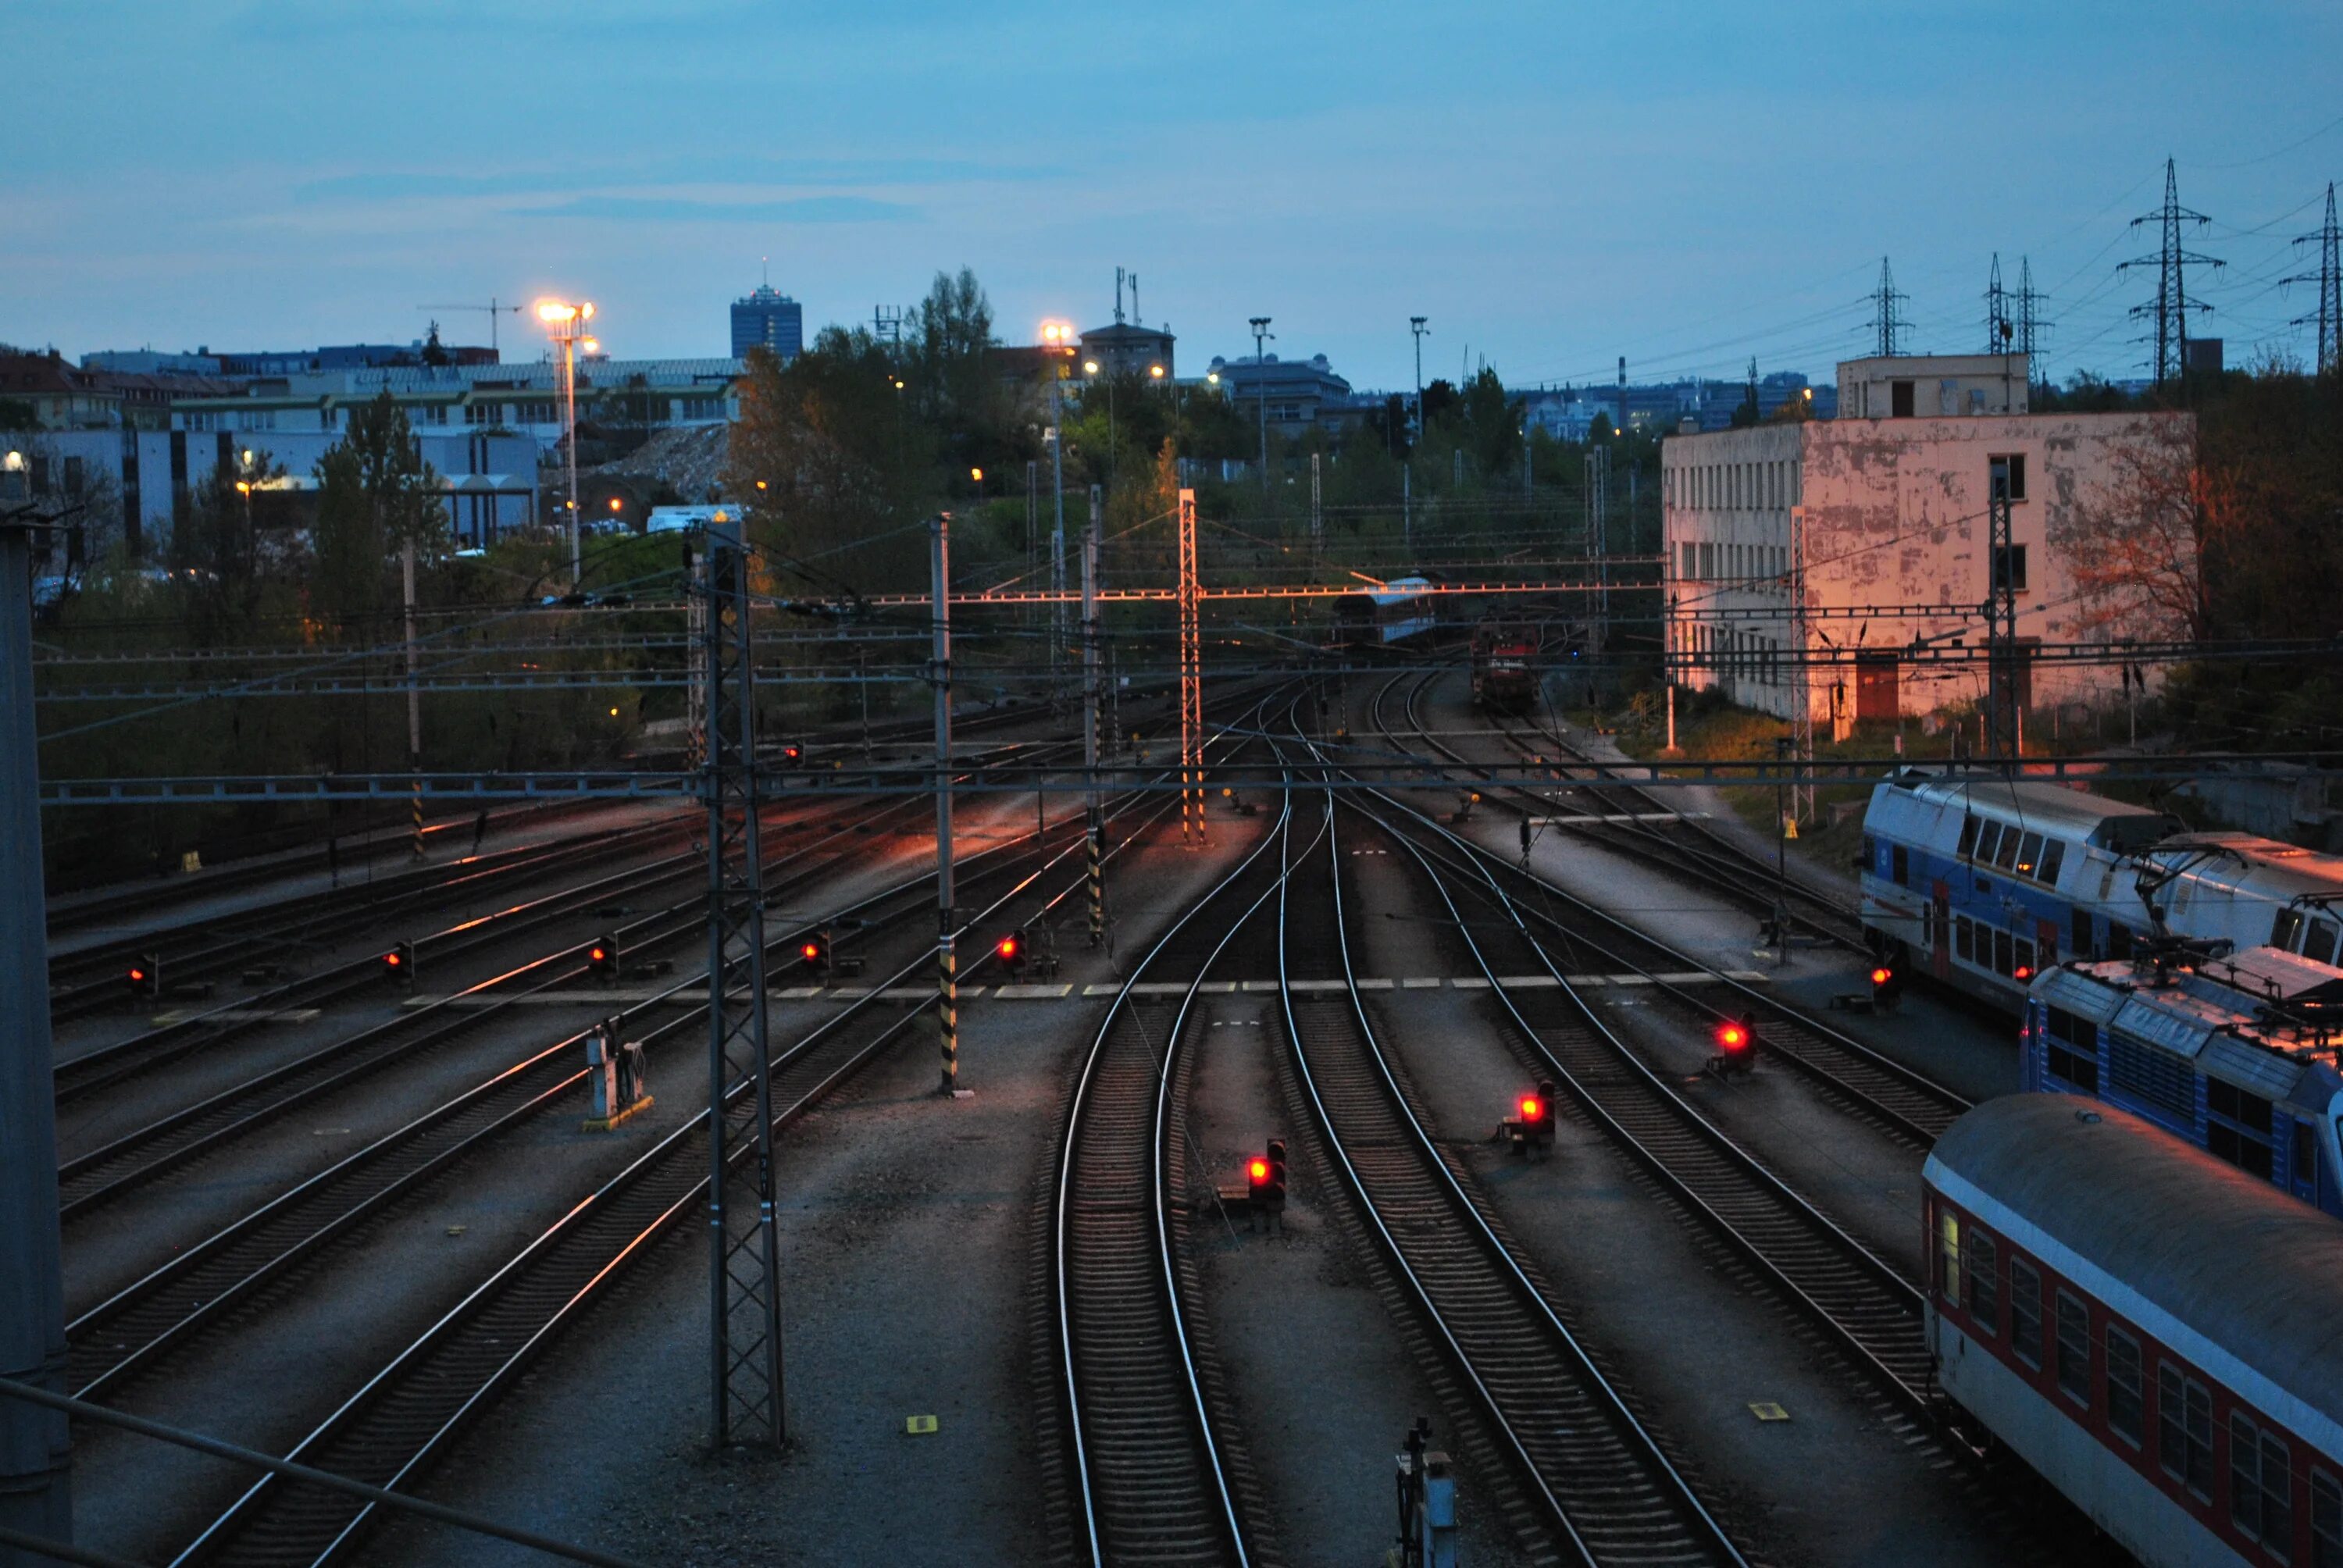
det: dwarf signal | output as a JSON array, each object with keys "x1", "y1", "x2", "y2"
[
  {"x1": 799, "y1": 930, "x2": 832, "y2": 972},
  {"x1": 1505, "y1": 1081, "x2": 1557, "y2": 1157},
  {"x1": 383, "y1": 942, "x2": 415, "y2": 985},
  {"x1": 1710, "y1": 1014, "x2": 1760, "y2": 1078},
  {"x1": 587, "y1": 935, "x2": 620, "y2": 981},
  {"x1": 995, "y1": 930, "x2": 1027, "y2": 976},
  {"x1": 126, "y1": 955, "x2": 161, "y2": 999},
  {"x1": 1870, "y1": 959, "x2": 1906, "y2": 1010}
]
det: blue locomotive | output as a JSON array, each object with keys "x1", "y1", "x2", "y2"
[{"x1": 2020, "y1": 946, "x2": 2343, "y2": 1218}]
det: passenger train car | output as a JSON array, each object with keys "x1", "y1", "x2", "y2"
[
  {"x1": 1332, "y1": 577, "x2": 1441, "y2": 646},
  {"x1": 2133, "y1": 832, "x2": 2343, "y2": 968},
  {"x1": 1859, "y1": 771, "x2": 2183, "y2": 1011},
  {"x1": 1924, "y1": 1095, "x2": 2343, "y2": 1568},
  {"x1": 2024, "y1": 946, "x2": 2343, "y2": 1217}
]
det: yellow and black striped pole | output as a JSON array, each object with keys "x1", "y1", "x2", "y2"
[
  {"x1": 936, "y1": 934, "x2": 958, "y2": 1092},
  {"x1": 410, "y1": 772, "x2": 424, "y2": 863},
  {"x1": 1086, "y1": 814, "x2": 1104, "y2": 948}
]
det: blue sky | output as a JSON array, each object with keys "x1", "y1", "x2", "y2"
[{"x1": 8, "y1": 2, "x2": 2340, "y2": 390}]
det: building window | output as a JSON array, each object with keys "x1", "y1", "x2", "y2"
[
  {"x1": 2107, "y1": 1327, "x2": 2143, "y2": 1445},
  {"x1": 2054, "y1": 1291, "x2": 2091, "y2": 1406},
  {"x1": 1967, "y1": 1231, "x2": 1999, "y2": 1335},
  {"x1": 2010, "y1": 1257, "x2": 2042, "y2": 1366},
  {"x1": 2159, "y1": 1364, "x2": 2213, "y2": 1499},
  {"x1": 2231, "y1": 1412, "x2": 2291, "y2": 1548},
  {"x1": 1991, "y1": 452, "x2": 2029, "y2": 501},
  {"x1": 1992, "y1": 543, "x2": 2029, "y2": 593},
  {"x1": 1891, "y1": 380, "x2": 1915, "y2": 418}
]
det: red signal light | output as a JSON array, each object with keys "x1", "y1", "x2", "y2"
[
  {"x1": 801, "y1": 942, "x2": 821, "y2": 962},
  {"x1": 2013, "y1": 964, "x2": 2035, "y2": 981},
  {"x1": 1870, "y1": 966, "x2": 1892, "y2": 985},
  {"x1": 1717, "y1": 1022, "x2": 1749, "y2": 1050},
  {"x1": 1518, "y1": 1095, "x2": 1543, "y2": 1122},
  {"x1": 1247, "y1": 1158, "x2": 1270, "y2": 1184},
  {"x1": 127, "y1": 966, "x2": 146, "y2": 984},
  {"x1": 383, "y1": 950, "x2": 403, "y2": 968},
  {"x1": 997, "y1": 935, "x2": 1021, "y2": 961},
  {"x1": 590, "y1": 946, "x2": 608, "y2": 964}
]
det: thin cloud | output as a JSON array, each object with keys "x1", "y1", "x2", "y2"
[
  {"x1": 295, "y1": 158, "x2": 1053, "y2": 205},
  {"x1": 515, "y1": 194, "x2": 917, "y2": 223}
]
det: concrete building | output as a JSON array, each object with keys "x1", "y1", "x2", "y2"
[
  {"x1": 1206, "y1": 353, "x2": 1351, "y2": 435},
  {"x1": 1661, "y1": 359, "x2": 2195, "y2": 733},
  {"x1": 1078, "y1": 321, "x2": 1175, "y2": 381},
  {"x1": 1836, "y1": 352, "x2": 2031, "y2": 420},
  {"x1": 730, "y1": 284, "x2": 804, "y2": 362}
]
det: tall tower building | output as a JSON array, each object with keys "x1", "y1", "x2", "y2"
[{"x1": 730, "y1": 283, "x2": 803, "y2": 361}]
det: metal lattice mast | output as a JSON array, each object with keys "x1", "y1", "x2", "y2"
[
  {"x1": 931, "y1": 515, "x2": 958, "y2": 1092},
  {"x1": 1177, "y1": 486, "x2": 1204, "y2": 848},
  {"x1": 1985, "y1": 479, "x2": 2020, "y2": 761},
  {"x1": 1984, "y1": 254, "x2": 2009, "y2": 353},
  {"x1": 1083, "y1": 487, "x2": 1105, "y2": 946},
  {"x1": 1870, "y1": 257, "x2": 1908, "y2": 358},
  {"x1": 684, "y1": 545, "x2": 709, "y2": 772},
  {"x1": 2122, "y1": 158, "x2": 2222, "y2": 387},
  {"x1": 2015, "y1": 257, "x2": 2052, "y2": 385},
  {"x1": 2288, "y1": 183, "x2": 2341, "y2": 376},
  {"x1": 701, "y1": 513, "x2": 784, "y2": 1452}
]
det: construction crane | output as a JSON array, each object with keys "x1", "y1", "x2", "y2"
[{"x1": 416, "y1": 299, "x2": 522, "y2": 357}]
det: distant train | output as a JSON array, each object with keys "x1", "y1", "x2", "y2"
[
  {"x1": 1469, "y1": 617, "x2": 1543, "y2": 711},
  {"x1": 1924, "y1": 1095, "x2": 2343, "y2": 1568},
  {"x1": 2023, "y1": 946, "x2": 2343, "y2": 1216},
  {"x1": 1332, "y1": 577, "x2": 1441, "y2": 646},
  {"x1": 1857, "y1": 769, "x2": 2343, "y2": 1014}
]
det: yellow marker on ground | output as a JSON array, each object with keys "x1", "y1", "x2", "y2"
[
  {"x1": 905, "y1": 1415, "x2": 939, "y2": 1435},
  {"x1": 1748, "y1": 1402, "x2": 1790, "y2": 1422}
]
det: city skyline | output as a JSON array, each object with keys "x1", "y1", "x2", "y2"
[{"x1": 7, "y1": 2, "x2": 2341, "y2": 389}]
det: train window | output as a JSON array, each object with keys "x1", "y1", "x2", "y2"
[
  {"x1": 2073, "y1": 908, "x2": 2095, "y2": 960},
  {"x1": 2309, "y1": 919, "x2": 2342, "y2": 968},
  {"x1": 1974, "y1": 821, "x2": 2003, "y2": 865},
  {"x1": 2231, "y1": 1413, "x2": 2292, "y2": 1550},
  {"x1": 1958, "y1": 815, "x2": 1979, "y2": 857},
  {"x1": 2107, "y1": 1327, "x2": 2144, "y2": 1445},
  {"x1": 2295, "y1": 1123, "x2": 2316, "y2": 1196},
  {"x1": 2109, "y1": 922, "x2": 2135, "y2": 960},
  {"x1": 2038, "y1": 839, "x2": 2065, "y2": 886},
  {"x1": 2054, "y1": 1292, "x2": 2091, "y2": 1406},
  {"x1": 2272, "y1": 909, "x2": 2305, "y2": 952},
  {"x1": 2208, "y1": 1080, "x2": 2277, "y2": 1181},
  {"x1": 1892, "y1": 845, "x2": 1910, "y2": 888},
  {"x1": 2014, "y1": 936, "x2": 2037, "y2": 980},
  {"x1": 1935, "y1": 1208, "x2": 1960, "y2": 1305},
  {"x1": 2016, "y1": 832, "x2": 2044, "y2": 876},
  {"x1": 2010, "y1": 1258, "x2": 2043, "y2": 1367},
  {"x1": 2044, "y1": 1008, "x2": 2100, "y2": 1092},
  {"x1": 1994, "y1": 929, "x2": 2015, "y2": 978},
  {"x1": 1993, "y1": 827, "x2": 2023, "y2": 872},
  {"x1": 1966, "y1": 1231, "x2": 1999, "y2": 1335},
  {"x1": 1863, "y1": 834, "x2": 1877, "y2": 870},
  {"x1": 1956, "y1": 917, "x2": 1975, "y2": 963},
  {"x1": 2312, "y1": 1470, "x2": 2341, "y2": 1568},
  {"x1": 2160, "y1": 1364, "x2": 2214, "y2": 1499}
]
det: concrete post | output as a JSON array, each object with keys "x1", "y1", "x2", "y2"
[
  {"x1": 1083, "y1": 486, "x2": 1104, "y2": 946},
  {"x1": 0, "y1": 521, "x2": 72, "y2": 1564}
]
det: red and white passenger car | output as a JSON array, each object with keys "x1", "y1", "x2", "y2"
[{"x1": 1924, "y1": 1094, "x2": 2343, "y2": 1567}]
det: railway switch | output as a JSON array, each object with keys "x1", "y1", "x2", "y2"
[
  {"x1": 587, "y1": 935, "x2": 621, "y2": 982},
  {"x1": 582, "y1": 1018, "x2": 653, "y2": 1131},
  {"x1": 1710, "y1": 1015, "x2": 1760, "y2": 1078}
]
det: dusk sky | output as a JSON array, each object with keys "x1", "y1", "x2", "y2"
[{"x1": 10, "y1": 2, "x2": 2341, "y2": 390}]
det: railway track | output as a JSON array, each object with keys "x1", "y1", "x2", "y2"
[
  {"x1": 161, "y1": 791, "x2": 1168, "y2": 1567},
  {"x1": 1376, "y1": 669, "x2": 1863, "y2": 953},
  {"x1": 1048, "y1": 782, "x2": 1289, "y2": 1568},
  {"x1": 1335, "y1": 791, "x2": 1941, "y2": 1414},
  {"x1": 1279, "y1": 784, "x2": 1748, "y2": 1568}
]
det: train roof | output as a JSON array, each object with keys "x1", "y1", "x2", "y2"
[
  {"x1": 1926, "y1": 1095, "x2": 2343, "y2": 1446},
  {"x1": 2145, "y1": 832, "x2": 2343, "y2": 907},
  {"x1": 1876, "y1": 768, "x2": 2178, "y2": 847},
  {"x1": 2034, "y1": 947, "x2": 2343, "y2": 1113},
  {"x1": 1345, "y1": 576, "x2": 1434, "y2": 606}
]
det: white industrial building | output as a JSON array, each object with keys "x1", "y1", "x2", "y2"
[{"x1": 1660, "y1": 355, "x2": 2195, "y2": 736}]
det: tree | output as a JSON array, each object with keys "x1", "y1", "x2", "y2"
[
  {"x1": 2051, "y1": 414, "x2": 2209, "y2": 643},
  {"x1": 311, "y1": 390, "x2": 444, "y2": 631},
  {"x1": 169, "y1": 449, "x2": 287, "y2": 643},
  {"x1": 421, "y1": 323, "x2": 450, "y2": 368}
]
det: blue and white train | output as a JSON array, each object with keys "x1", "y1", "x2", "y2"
[
  {"x1": 1333, "y1": 577, "x2": 1441, "y2": 646},
  {"x1": 2021, "y1": 946, "x2": 2343, "y2": 1217},
  {"x1": 1858, "y1": 769, "x2": 2343, "y2": 1014}
]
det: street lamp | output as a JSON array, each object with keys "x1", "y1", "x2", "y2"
[
  {"x1": 534, "y1": 296, "x2": 597, "y2": 583},
  {"x1": 1249, "y1": 316, "x2": 1274, "y2": 491}
]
